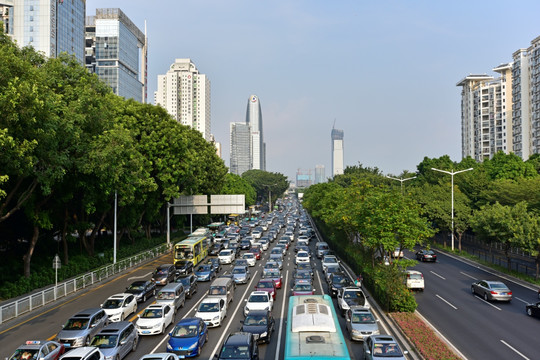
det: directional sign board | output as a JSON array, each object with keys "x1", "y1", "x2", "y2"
[
  {"x1": 53, "y1": 254, "x2": 61, "y2": 269},
  {"x1": 210, "y1": 194, "x2": 245, "y2": 214},
  {"x1": 173, "y1": 195, "x2": 208, "y2": 215}
]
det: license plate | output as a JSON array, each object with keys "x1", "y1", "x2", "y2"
[
  {"x1": 501, "y1": 292, "x2": 506, "y2": 295},
  {"x1": 142, "y1": 331, "x2": 150, "y2": 334},
  {"x1": 178, "y1": 356, "x2": 185, "y2": 359},
  {"x1": 64, "y1": 344, "x2": 71, "y2": 348}
]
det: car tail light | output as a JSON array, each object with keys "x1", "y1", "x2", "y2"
[{"x1": 490, "y1": 291, "x2": 497, "y2": 294}]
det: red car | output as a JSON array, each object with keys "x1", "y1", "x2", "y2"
[
  {"x1": 255, "y1": 279, "x2": 276, "y2": 300},
  {"x1": 262, "y1": 269, "x2": 282, "y2": 289},
  {"x1": 249, "y1": 247, "x2": 262, "y2": 260}
]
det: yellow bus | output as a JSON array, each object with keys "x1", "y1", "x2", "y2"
[{"x1": 173, "y1": 236, "x2": 208, "y2": 269}]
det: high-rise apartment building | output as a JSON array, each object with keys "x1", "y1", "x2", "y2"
[
  {"x1": 314, "y1": 165, "x2": 326, "y2": 184},
  {"x1": 230, "y1": 122, "x2": 252, "y2": 175},
  {"x1": 85, "y1": 8, "x2": 146, "y2": 103},
  {"x1": 154, "y1": 58, "x2": 211, "y2": 141},
  {"x1": 246, "y1": 95, "x2": 266, "y2": 170},
  {"x1": 457, "y1": 64, "x2": 512, "y2": 161},
  {"x1": 331, "y1": 127, "x2": 344, "y2": 177},
  {"x1": 9, "y1": 0, "x2": 85, "y2": 63},
  {"x1": 296, "y1": 169, "x2": 313, "y2": 188}
]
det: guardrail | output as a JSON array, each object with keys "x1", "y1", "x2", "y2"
[{"x1": 0, "y1": 243, "x2": 170, "y2": 325}]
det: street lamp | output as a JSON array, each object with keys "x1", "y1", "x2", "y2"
[
  {"x1": 386, "y1": 175, "x2": 417, "y2": 194},
  {"x1": 262, "y1": 183, "x2": 278, "y2": 212},
  {"x1": 431, "y1": 167, "x2": 473, "y2": 251}
]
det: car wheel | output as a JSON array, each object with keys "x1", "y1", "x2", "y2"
[
  {"x1": 196, "y1": 344, "x2": 202, "y2": 357},
  {"x1": 161, "y1": 324, "x2": 166, "y2": 334},
  {"x1": 484, "y1": 293, "x2": 489, "y2": 301},
  {"x1": 527, "y1": 308, "x2": 533, "y2": 316},
  {"x1": 132, "y1": 337, "x2": 138, "y2": 352}
]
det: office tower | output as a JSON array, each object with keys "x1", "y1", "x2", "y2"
[
  {"x1": 331, "y1": 127, "x2": 344, "y2": 177},
  {"x1": 246, "y1": 95, "x2": 266, "y2": 170},
  {"x1": 10, "y1": 0, "x2": 85, "y2": 63},
  {"x1": 230, "y1": 122, "x2": 252, "y2": 175},
  {"x1": 154, "y1": 58, "x2": 211, "y2": 141},
  {"x1": 457, "y1": 64, "x2": 513, "y2": 161},
  {"x1": 296, "y1": 169, "x2": 313, "y2": 188},
  {"x1": 85, "y1": 8, "x2": 146, "y2": 103},
  {"x1": 314, "y1": 165, "x2": 325, "y2": 184}
]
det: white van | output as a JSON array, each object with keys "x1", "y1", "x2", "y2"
[
  {"x1": 405, "y1": 270, "x2": 424, "y2": 291},
  {"x1": 208, "y1": 277, "x2": 234, "y2": 304},
  {"x1": 155, "y1": 282, "x2": 186, "y2": 312}
]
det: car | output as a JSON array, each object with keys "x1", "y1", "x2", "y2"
[
  {"x1": 471, "y1": 280, "x2": 512, "y2": 302},
  {"x1": 329, "y1": 272, "x2": 354, "y2": 297},
  {"x1": 232, "y1": 265, "x2": 251, "y2": 284},
  {"x1": 324, "y1": 265, "x2": 342, "y2": 283},
  {"x1": 322, "y1": 255, "x2": 340, "y2": 272},
  {"x1": 152, "y1": 264, "x2": 177, "y2": 285},
  {"x1": 346, "y1": 307, "x2": 380, "y2": 341},
  {"x1": 8, "y1": 340, "x2": 65, "y2": 360},
  {"x1": 207, "y1": 257, "x2": 222, "y2": 273},
  {"x1": 194, "y1": 264, "x2": 216, "y2": 282},
  {"x1": 218, "y1": 249, "x2": 235, "y2": 264},
  {"x1": 405, "y1": 270, "x2": 424, "y2": 291},
  {"x1": 252, "y1": 230, "x2": 262, "y2": 239},
  {"x1": 291, "y1": 280, "x2": 315, "y2": 296},
  {"x1": 254, "y1": 279, "x2": 277, "y2": 299},
  {"x1": 274, "y1": 244, "x2": 287, "y2": 256},
  {"x1": 296, "y1": 262, "x2": 314, "y2": 277},
  {"x1": 295, "y1": 250, "x2": 310, "y2": 264},
  {"x1": 270, "y1": 247, "x2": 283, "y2": 257},
  {"x1": 90, "y1": 321, "x2": 138, "y2": 360},
  {"x1": 125, "y1": 280, "x2": 157, "y2": 303},
  {"x1": 392, "y1": 247, "x2": 404, "y2": 258},
  {"x1": 56, "y1": 308, "x2": 109, "y2": 349},
  {"x1": 240, "y1": 239, "x2": 252, "y2": 250},
  {"x1": 101, "y1": 293, "x2": 138, "y2": 322},
  {"x1": 249, "y1": 247, "x2": 262, "y2": 260},
  {"x1": 174, "y1": 260, "x2": 194, "y2": 276},
  {"x1": 337, "y1": 287, "x2": 370, "y2": 316},
  {"x1": 229, "y1": 244, "x2": 241, "y2": 256},
  {"x1": 415, "y1": 249, "x2": 437, "y2": 262},
  {"x1": 234, "y1": 259, "x2": 250, "y2": 268},
  {"x1": 136, "y1": 304, "x2": 174, "y2": 335},
  {"x1": 139, "y1": 353, "x2": 180, "y2": 360},
  {"x1": 175, "y1": 274, "x2": 198, "y2": 298},
  {"x1": 292, "y1": 269, "x2": 312, "y2": 284},
  {"x1": 195, "y1": 297, "x2": 227, "y2": 327},
  {"x1": 294, "y1": 244, "x2": 309, "y2": 254},
  {"x1": 244, "y1": 291, "x2": 273, "y2": 316},
  {"x1": 242, "y1": 252, "x2": 257, "y2": 267},
  {"x1": 261, "y1": 269, "x2": 282, "y2": 289},
  {"x1": 215, "y1": 332, "x2": 259, "y2": 360},
  {"x1": 257, "y1": 239, "x2": 269, "y2": 251},
  {"x1": 278, "y1": 239, "x2": 290, "y2": 250},
  {"x1": 297, "y1": 235, "x2": 309, "y2": 243},
  {"x1": 240, "y1": 310, "x2": 275, "y2": 344},
  {"x1": 209, "y1": 243, "x2": 224, "y2": 256},
  {"x1": 167, "y1": 317, "x2": 208, "y2": 357},
  {"x1": 58, "y1": 347, "x2": 103, "y2": 360},
  {"x1": 316, "y1": 242, "x2": 330, "y2": 259},
  {"x1": 363, "y1": 335, "x2": 408, "y2": 360}
]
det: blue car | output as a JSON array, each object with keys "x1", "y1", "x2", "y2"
[
  {"x1": 167, "y1": 317, "x2": 208, "y2": 357},
  {"x1": 194, "y1": 264, "x2": 216, "y2": 282}
]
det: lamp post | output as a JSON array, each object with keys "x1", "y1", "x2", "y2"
[
  {"x1": 262, "y1": 183, "x2": 278, "y2": 213},
  {"x1": 386, "y1": 175, "x2": 417, "y2": 194},
  {"x1": 431, "y1": 167, "x2": 473, "y2": 251}
]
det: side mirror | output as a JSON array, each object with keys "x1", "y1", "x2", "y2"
[{"x1": 240, "y1": 320, "x2": 244, "y2": 324}]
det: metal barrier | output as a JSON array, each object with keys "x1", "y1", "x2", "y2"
[{"x1": 0, "y1": 243, "x2": 170, "y2": 325}]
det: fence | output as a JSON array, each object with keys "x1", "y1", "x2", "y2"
[{"x1": 0, "y1": 243, "x2": 170, "y2": 325}]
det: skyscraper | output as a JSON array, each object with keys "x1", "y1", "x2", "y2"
[
  {"x1": 154, "y1": 59, "x2": 211, "y2": 141},
  {"x1": 246, "y1": 95, "x2": 266, "y2": 170},
  {"x1": 331, "y1": 127, "x2": 344, "y2": 177},
  {"x1": 9, "y1": 0, "x2": 86, "y2": 63},
  {"x1": 85, "y1": 8, "x2": 146, "y2": 103},
  {"x1": 230, "y1": 122, "x2": 252, "y2": 175},
  {"x1": 314, "y1": 165, "x2": 326, "y2": 184}
]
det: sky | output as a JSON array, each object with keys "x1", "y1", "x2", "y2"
[{"x1": 87, "y1": 0, "x2": 540, "y2": 182}]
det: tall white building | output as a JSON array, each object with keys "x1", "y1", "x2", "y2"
[
  {"x1": 154, "y1": 58, "x2": 211, "y2": 141},
  {"x1": 314, "y1": 165, "x2": 325, "y2": 184},
  {"x1": 331, "y1": 128, "x2": 344, "y2": 177},
  {"x1": 246, "y1": 95, "x2": 266, "y2": 170},
  {"x1": 457, "y1": 64, "x2": 513, "y2": 161}
]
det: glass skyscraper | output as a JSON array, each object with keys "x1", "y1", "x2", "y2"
[
  {"x1": 230, "y1": 122, "x2": 252, "y2": 175},
  {"x1": 246, "y1": 95, "x2": 266, "y2": 170}
]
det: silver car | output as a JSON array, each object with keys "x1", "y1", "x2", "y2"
[
  {"x1": 90, "y1": 321, "x2": 138, "y2": 360},
  {"x1": 232, "y1": 265, "x2": 251, "y2": 284},
  {"x1": 56, "y1": 308, "x2": 109, "y2": 349},
  {"x1": 346, "y1": 307, "x2": 380, "y2": 341},
  {"x1": 363, "y1": 335, "x2": 408, "y2": 360},
  {"x1": 471, "y1": 280, "x2": 512, "y2": 302}
]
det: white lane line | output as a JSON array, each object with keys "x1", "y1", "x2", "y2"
[
  {"x1": 416, "y1": 311, "x2": 469, "y2": 360},
  {"x1": 315, "y1": 267, "x2": 324, "y2": 295},
  {"x1": 209, "y1": 271, "x2": 259, "y2": 359},
  {"x1": 128, "y1": 272, "x2": 153, "y2": 280},
  {"x1": 514, "y1": 297, "x2": 530, "y2": 304},
  {"x1": 473, "y1": 295, "x2": 502, "y2": 310},
  {"x1": 150, "y1": 290, "x2": 209, "y2": 353},
  {"x1": 500, "y1": 339, "x2": 530, "y2": 359},
  {"x1": 435, "y1": 294, "x2": 458, "y2": 310},
  {"x1": 275, "y1": 270, "x2": 290, "y2": 360},
  {"x1": 460, "y1": 271, "x2": 477, "y2": 280},
  {"x1": 430, "y1": 271, "x2": 446, "y2": 280}
]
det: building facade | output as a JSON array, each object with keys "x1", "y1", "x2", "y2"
[
  {"x1": 331, "y1": 128, "x2": 344, "y2": 177},
  {"x1": 296, "y1": 169, "x2": 313, "y2": 188},
  {"x1": 246, "y1": 95, "x2": 266, "y2": 170},
  {"x1": 10, "y1": 0, "x2": 85, "y2": 63},
  {"x1": 314, "y1": 165, "x2": 325, "y2": 184},
  {"x1": 1, "y1": 1, "x2": 14, "y2": 36},
  {"x1": 85, "y1": 8, "x2": 146, "y2": 103},
  {"x1": 230, "y1": 122, "x2": 252, "y2": 176},
  {"x1": 154, "y1": 58, "x2": 211, "y2": 141}
]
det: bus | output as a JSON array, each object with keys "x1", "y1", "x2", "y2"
[
  {"x1": 173, "y1": 236, "x2": 209, "y2": 269},
  {"x1": 227, "y1": 214, "x2": 241, "y2": 226},
  {"x1": 207, "y1": 222, "x2": 226, "y2": 235},
  {"x1": 284, "y1": 295, "x2": 351, "y2": 360}
]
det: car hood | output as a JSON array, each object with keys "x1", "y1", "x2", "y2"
[
  {"x1": 233, "y1": 273, "x2": 247, "y2": 278},
  {"x1": 196, "y1": 271, "x2": 211, "y2": 276},
  {"x1": 195, "y1": 311, "x2": 220, "y2": 320},
  {"x1": 98, "y1": 347, "x2": 120, "y2": 357},
  {"x1": 168, "y1": 336, "x2": 199, "y2": 349},
  {"x1": 241, "y1": 324, "x2": 268, "y2": 334},
  {"x1": 351, "y1": 322, "x2": 379, "y2": 333},
  {"x1": 137, "y1": 317, "x2": 163, "y2": 327},
  {"x1": 57, "y1": 329, "x2": 89, "y2": 340}
]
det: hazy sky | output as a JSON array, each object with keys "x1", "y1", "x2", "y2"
[{"x1": 87, "y1": 0, "x2": 540, "y2": 181}]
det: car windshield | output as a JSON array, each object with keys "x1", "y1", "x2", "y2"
[
  {"x1": 249, "y1": 295, "x2": 268, "y2": 302},
  {"x1": 233, "y1": 268, "x2": 246, "y2": 274},
  {"x1": 298, "y1": 253, "x2": 308, "y2": 258},
  {"x1": 11, "y1": 349, "x2": 40, "y2": 360},
  {"x1": 352, "y1": 313, "x2": 375, "y2": 324},
  {"x1": 296, "y1": 272, "x2": 310, "y2": 279},
  {"x1": 128, "y1": 284, "x2": 145, "y2": 291},
  {"x1": 156, "y1": 291, "x2": 175, "y2": 300},
  {"x1": 265, "y1": 271, "x2": 280, "y2": 278},
  {"x1": 294, "y1": 284, "x2": 312, "y2": 291},
  {"x1": 243, "y1": 254, "x2": 254, "y2": 259},
  {"x1": 333, "y1": 275, "x2": 348, "y2": 284},
  {"x1": 324, "y1": 257, "x2": 338, "y2": 264},
  {"x1": 244, "y1": 314, "x2": 267, "y2": 326},
  {"x1": 344, "y1": 291, "x2": 364, "y2": 300},
  {"x1": 91, "y1": 335, "x2": 118, "y2": 348},
  {"x1": 172, "y1": 325, "x2": 198, "y2": 338},
  {"x1": 64, "y1": 318, "x2": 90, "y2": 330},
  {"x1": 198, "y1": 303, "x2": 219, "y2": 312},
  {"x1": 220, "y1": 345, "x2": 251, "y2": 359},
  {"x1": 373, "y1": 343, "x2": 403, "y2": 356},
  {"x1": 197, "y1": 265, "x2": 211, "y2": 272},
  {"x1": 220, "y1": 251, "x2": 232, "y2": 256},
  {"x1": 209, "y1": 286, "x2": 226, "y2": 295},
  {"x1": 102, "y1": 299, "x2": 122, "y2": 309},
  {"x1": 257, "y1": 282, "x2": 272, "y2": 289},
  {"x1": 177, "y1": 277, "x2": 191, "y2": 286},
  {"x1": 490, "y1": 283, "x2": 508, "y2": 290},
  {"x1": 141, "y1": 308, "x2": 162, "y2": 318}
]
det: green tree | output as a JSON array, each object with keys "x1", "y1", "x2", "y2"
[
  {"x1": 242, "y1": 170, "x2": 288, "y2": 207},
  {"x1": 483, "y1": 151, "x2": 537, "y2": 181}
]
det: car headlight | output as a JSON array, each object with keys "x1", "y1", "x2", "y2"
[
  {"x1": 260, "y1": 331, "x2": 268, "y2": 337},
  {"x1": 167, "y1": 343, "x2": 173, "y2": 350},
  {"x1": 213, "y1": 316, "x2": 220, "y2": 321},
  {"x1": 105, "y1": 356, "x2": 114, "y2": 360},
  {"x1": 188, "y1": 342, "x2": 198, "y2": 350},
  {"x1": 351, "y1": 329, "x2": 361, "y2": 335},
  {"x1": 72, "y1": 337, "x2": 84, "y2": 346}
]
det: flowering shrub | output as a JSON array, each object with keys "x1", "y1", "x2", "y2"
[{"x1": 391, "y1": 312, "x2": 460, "y2": 360}]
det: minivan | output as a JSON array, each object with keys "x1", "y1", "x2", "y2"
[
  {"x1": 155, "y1": 282, "x2": 186, "y2": 313},
  {"x1": 405, "y1": 270, "x2": 424, "y2": 291},
  {"x1": 208, "y1": 277, "x2": 234, "y2": 304}
]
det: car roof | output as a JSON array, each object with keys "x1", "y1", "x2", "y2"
[
  {"x1": 370, "y1": 335, "x2": 398, "y2": 344},
  {"x1": 97, "y1": 321, "x2": 132, "y2": 333},
  {"x1": 106, "y1": 293, "x2": 131, "y2": 300},
  {"x1": 176, "y1": 317, "x2": 202, "y2": 326},
  {"x1": 146, "y1": 304, "x2": 168, "y2": 310},
  {"x1": 225, "y1": 332, "x2": 252, "y2": 346},
  {"x1": 250, "y1": 291, "x2": 270, "y2": 297},
  {"x1": 72, "y1": 308, "x2": 104, "y2": 318},
  {"x1": 157, "y1": 264, "x2": 174, "y2": 269}
]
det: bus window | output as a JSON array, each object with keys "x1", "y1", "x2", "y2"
[
  {"x1": 194, "y1": 243, "x2": 201, "y2": 257},
  {"x1": 175, "y1": 246, "x2": 193, "y2": 260}
]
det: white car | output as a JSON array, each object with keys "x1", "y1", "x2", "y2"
[
  {"x1": 136, "y1": 304, "x2": 174, "y2": 335},
  {"x1": 252, "y1": 230, "x2": 262, "y2": 239},
  {"x1": 242, "y1": 253, "x2": 257, "y2": 267},
  {"x1": 218, "y1": 249, "x2": 235, "y2": 264},
  {"x1": 337, "y1": 287, "x2": 370, "y2": 316},
  {"x1": 101, "y1": 293, "x2": 137, "y2": 322},
  {"x1": 258, "y1": 239, "x2": 269, "y2": 251},
  {"x1": 297, "y1": 235, "x2": 310, "y2": 243},
  {"x1": 405, "y1": 270, "x2": 424, "y2": 291},
  {"x1": 295, "y1": 251, "x2": 310, "y2": 265},
  {"x1": 322, "y1": 255, "x2": 340, "y2": 272},
  {"x1": 244, "y1": 291, "x2": 273, "y2": 316},
  {"x1": 195, "y1": 296, "x2": 227, "y2": 327}
]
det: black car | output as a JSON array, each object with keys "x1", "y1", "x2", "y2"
[
  {"x1": 240, "y1": 240, "x2": 251, "y2": 250},
  {"x1": 329, "y1": 272, "x2": 354, "y2": 297},
  {"x1": 526, "y1": 302, "x2": 540, "y2": 318},
  {"x1": 125, "y1": 280, "x2": 156, "y2": 302},
  {"x1": 207, "y1": 257, "x2": 222, "y2": 273},
  {"x1": 152, "y1": 264, "x2": 177, "y2": 285},
  {"x1": 215, "y1": 332, "x2": 259, "y2": 360},
  {"x1": 240, "y1": 310, "x2": 275, "y2": 344},
  {"x1": 176, "y1": 274, "x2": 198, "y2": 298},
  {"x1": 209, "y1": 243, "x2": 224, "y2": 256},
  {"x1": 416, "y1": 249, "x2": 437, "y2": 262},
  {"x1": 175, "y1": 260, "x2": 194, "y2": 276}
]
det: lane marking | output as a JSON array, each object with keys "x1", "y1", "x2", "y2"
[
  {"x1": 435, "y1": 294, "x2": 457, "y2": 310},
  {"x1": 500, "y1": 339, "x2": 530, "y2": 359},
  {"x1": 128, "y1": 272, "x2": 153, "y2": 280},
  {"x1": 514, "y1": 297, "x2": 530, "y2": 304},
  {"x1": 274, "y1": 270, "x2": 290, "y2": 360},
  {"x1": 460, "y1": 271, "x2": 477, "y2": 280},
  {"x1": 430, "y1": 271, "x2": 446, "y2": 280},
  {"x1": 473, "y1": 295, "x2": 502, "y2": 310}
]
